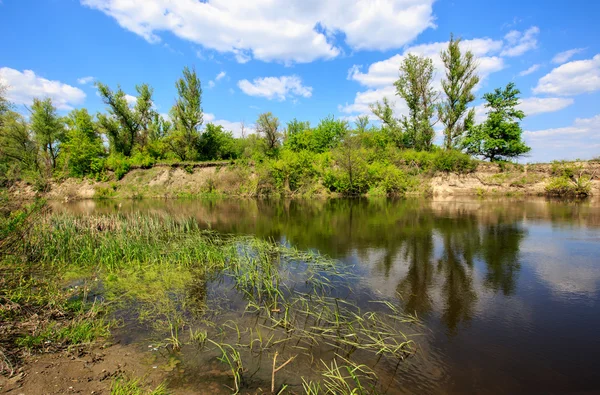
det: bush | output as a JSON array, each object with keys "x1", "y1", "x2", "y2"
[
  {"x1": 129, "y1": 152, "x2": 155, "y2": 169},
  {"x1": 545, "y1": 175, "x2": 591, "y2": 196},
  {"x1": 432, "y1": 150, "x2": 478, "y2": 173},
  {"x1": 105, "y1": 154, "x2": 131, "y2": 180}
]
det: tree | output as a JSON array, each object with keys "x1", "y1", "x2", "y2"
[
  {"x1": 198, "y1": 123, "x2": 238, "y2": 160},
  {"x1": 0, "y1": 111, "x2": 38, "y2": 173},
  {"x1": 62, "y1": 109, "x2": 105, "y2": 177},
  {"x1": 96, "y1": 82, "x2": 154, "y2": 156},
  {"x1": 354, "y1": 115, "x2": 370, "y2": 134},
  {"x1": 256, "y1": 112, "x2": 280, "y2": 154},
  {"x1": 394, "y1": 54, "x2": 438, "y2": 151},
  {"x1": 312, "y1": 115, "x2": 348, "y2": 153},
  {"x1": 438, "y1": 35, "x2": 479, "y2": 150},
  {"x1": 371, "y1": 55, "x2": 438, "y2": 150},
  {"x1": 30, "y1": 98, "x2": 65, "y2": 169},
  {"x1": 462, "y1": 83, "x2": 531, "y2": 162},
  {"x1": 168, "y1": 67, "x2": 203, "y2": 161}
]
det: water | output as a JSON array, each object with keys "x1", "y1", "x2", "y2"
[{"x1": 52, "y1": 197, "x2": 600, "y2": 394}]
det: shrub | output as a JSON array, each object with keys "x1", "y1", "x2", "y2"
[
  {"x1": 545, "y1": 175, "x2": 591, "y2": 196},
  {"x1": 432, "y1": 150, "x2": 478, "y2": 173},
  {"x1": 105, "y1": 154, "x2": 131, "y2": 180}
]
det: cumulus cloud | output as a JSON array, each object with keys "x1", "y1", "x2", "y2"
[
  {"x1": 551, "y1": 48, "x2": 585, "y2": 64},
  {"x1": 0, "y1": 67, "x2": 86, "y2": 110},
  {"x1": 533, "y1": 54, "x2": 600, "y2": 96},
  {"x1": 205, "y1": 113, "x2": 254, "y2": 138},
  {"x1": 518, "y1": 97, "x2": 573, "y2": 116},
  {"x1": 524, "y1": 114, "x2": 600, "y2": 162},
  {"x1": 80, "y1": 0, "x2": 436, "y2": 64},
  {"x1": 473, "y1": 97, "x2": 573, "y2": 124},
  {"x1": 519, "y1": 64, "x2": 540, "y2": 76},
  {"x1": 500, "y1": 26, "x2": 539, "y2": 57},
  {"x1": 77, "y1": 76, "x2": 95, "y2": 85},
  {"x1": 341, "y1": 37, "x2": 505, "y2": 117},
  {"x1": 238, "y1": 75, "x2": 312, "y2": 101}
]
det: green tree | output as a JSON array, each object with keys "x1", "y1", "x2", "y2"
[
  {"x1": 284, "y1": 118, "x2": 311, "y2": 152},
  {"x1": 198, "y1": 123, "x2": 238, "y2": 160},
  {"x1": 0, "y1": 110, "x2": 38, "y2": 179},
  {"x1": 62, "y1": 109, "x2": 105, "y2": 177},
  {"x1": 462, "y1": 83, "x2": 531, "y2": 162},
  {"x1": 96, "y1": 82, "x2": 154, "y2": 156},
  {"x1": 438, "y1": 35, "x2": 479, "y2": 150},
  {"x1": 395, "y1": 54, "x2": 438, "y2": 150},
  {"x1": 168, "y1": 67, "x2": 203, "y2": 161},
  {"x1": 30, "y1": 98, "x2": 65, "y2": 169},
  {"x1": 370, "y1": 97, "x2": 404, "y2": 147},
  {"x1": 312, "y1": 115, "x2": 348, "y2": 153},
  {"x1": 256, "y1": 112, "x2": 280, "y2": 154},
  {"x1": 371, "y1": 55, "x2": 438, "y2": 150}
]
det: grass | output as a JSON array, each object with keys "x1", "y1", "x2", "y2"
[
  {"x1": 2, "y1": 207, "x2": 420, "y2": 392},
  {"x1": 111, "y1": 375, "x2": 168, "y2": 395}
]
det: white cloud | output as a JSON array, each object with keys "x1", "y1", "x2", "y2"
[
  {"x1": 341, "y1": 37, "x2": 505, "y2": 117},
  {"x1": 552, "y1": 48, "x2": 585, "y2": 64},
  {"x1": 533, "y1": 54, "x2": 600, "y2": 96},
  {"x1": 519, "y1": 64, "x2": 540, "y2": 76},
  {"x1": 80, "y1": 0, "x2": 436, "y2": 64},
  {"x1": 77, "y1": 76, "x2": 95, "y2": 85},
  {"x1": 124, "y1": 94, "x2": 137, "y2": 107},
  {"x1": 0, "y1": 67, "x2": 86, "y2": 110},
  {"x1": 518, "y1": 97, "x2": 573, "y2": 115},
  {"x1": 238, "y1": 75, "x2": 312, "y2": 101},
  {"x1": 524, "y1": 114, "x2": 600, "y2": 162},
  {"x1": 205, "y1": 113, "x2": 254, "y2": 138},
  {"x1": 473, "y1": 97, "x2": 573, "y2": 124},
  {"x1": 215, "y1": 71, "x2": 226, "y2": 81},
  {"x1": 500, "y1": 26, "x2": 539, "y2": 57},
  {"x1": 208, "y1": 71, "x2": 226, "y2": 89}
]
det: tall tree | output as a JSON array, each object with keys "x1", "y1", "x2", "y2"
[
  {"x1": 438, "y1": 35, "x2": 480, "y2": 150},
  {"x1": 371, "y1": 55, "x2": 438, "y2": 150},
  {"x1": 462, "y1": 83, "x2": 531, "y2": 162},
  {"x1": 256, "y1": 112, "x2": 280, "y2": 153},
  {"x1": 30, "y1": 98, "x2": 64, "y2": 169},
  {"x1": 394, "y1": 54, "x2": 438, "y2": 151},
  {"x1": 169, "y1": 67, "x2": 203, "y2": 160},
  {"x1": 96, "y1": 82, "x2": 154, "y2": 156}
]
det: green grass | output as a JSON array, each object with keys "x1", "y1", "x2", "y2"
[{"x1": 111, "y1": 376, "x2": 168, "y2": 395}]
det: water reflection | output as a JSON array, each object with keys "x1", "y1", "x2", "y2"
[{"x1": 51, "y1": 197, "x2": 600, "y2": 393}]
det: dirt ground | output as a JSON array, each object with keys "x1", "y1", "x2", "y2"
[{"x1": 0, "y1": 343, "x2": 169, "y2": 395}]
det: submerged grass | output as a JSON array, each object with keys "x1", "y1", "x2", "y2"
[{"x1": 2, "y1": 208, "x2": 421, "y2": 393}]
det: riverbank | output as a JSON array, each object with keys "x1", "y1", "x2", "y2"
[{"x1": 7, "y1": 160, "x2": 600, "y2": 200}]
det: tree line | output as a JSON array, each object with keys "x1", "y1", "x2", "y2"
[{"x1": 0, "y1": 35, "x2": 530, "y2": 190}]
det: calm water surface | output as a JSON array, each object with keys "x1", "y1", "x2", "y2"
[{"x1": 52, "y1": 197, "x2": 600, "y2": 394}]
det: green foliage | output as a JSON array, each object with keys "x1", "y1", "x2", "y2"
[
  {"x1": 438, "y1": 34, "x2": 479, "y2": 150},
  {"x1": 198, "y1": 123, "x2": 239, "y2": 160},
  {"x1": 545, "y1": 176, "x2": 591, "y2": 196},
  {"x1": 256, "y1": 112, "x2": 281, "y2": 155},
  {"x1": 462, "y1": 83, "x2": 531, "y2": 161},
  {"x1": 168, "y1": 66, "x2": 203, "y2": 161},
  {"x1": 111, "y1": 376, "x2": 168, "y2": 395},
  {"x1": 394, "y1": 54, "x2": 437, "y2": 150},
  {"x1": 62, "y1": 109, "x2": 106, "y2": 177},
  {"x1": 432, "y1": 149, "x2": 478, "y2": 173},
  {"x1": 96, "y1": 82, "x2": 155, "y2": 157},
  {"x1": 31, "y1": 98, "x2": 65, "y2": 169},
  {"x1": 312, "y1": 115, "x2": 349, "y2": 153},
  {"x1": 105, "y1": 154, "x2": 131, "y2": 180},
  {"x1": 0, "y1": 110, "x2": 38, "y2": 185}
]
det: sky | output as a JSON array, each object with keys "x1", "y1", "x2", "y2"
[{"x1": 0, "y1": 0, "x2": 598, "y2": 163}]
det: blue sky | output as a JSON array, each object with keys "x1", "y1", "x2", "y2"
[{"x1": 0, "y1": 0, "x2": 598, "y2": 162}]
